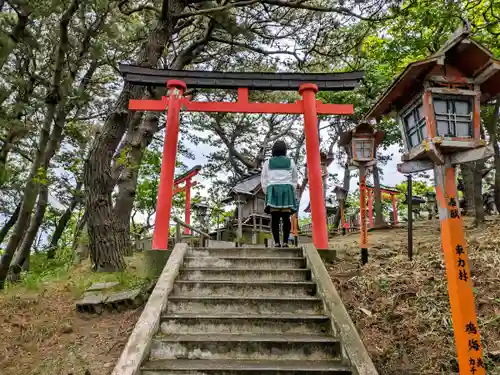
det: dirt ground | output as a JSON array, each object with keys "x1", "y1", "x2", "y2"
[
  {"x1": 0, "y1": 256, "x2": 146, "y2": 375},
  {"x1": 1, "y1": 221, "x2": 499, "y2": 375},
  {"x1": 328, "y1": 218, "x2": 500, "y2": 375}
]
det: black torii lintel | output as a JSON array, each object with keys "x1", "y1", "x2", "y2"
[{"x1": 119, "y1": 64, "x2": 364, "y2": 91}]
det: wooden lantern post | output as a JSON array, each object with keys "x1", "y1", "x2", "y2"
[
  {"x1": 339, "y1": 123, "x2": 384, "y2": 265},
  {"x1": 334, "y1": 185, "x2": 348, "y2": 235},
  {"x1": 365, "y1": 26, "x2": 500, "y2": 375}
]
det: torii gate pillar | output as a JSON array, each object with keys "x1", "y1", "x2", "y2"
[{"x1": 153, "y1": 80, "x2": 186, "y2": 249}]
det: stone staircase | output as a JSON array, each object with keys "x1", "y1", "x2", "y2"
[{"x1": 113, "y1": 244, "x2": 378, "y2": 375}]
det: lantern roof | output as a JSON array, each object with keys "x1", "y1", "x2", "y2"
[
  {"x1": 333, "y1": 185, "x2": 347, "y2": 195},
  {"x1": 365, "y1": 26, "x2": 500, "y2": 120},
  {"x1": 338, "y1": 122, "x2": 385, "y2": 148}
]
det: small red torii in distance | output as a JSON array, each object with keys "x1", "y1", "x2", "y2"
[
  {"x1": 123, "y1": 65, "x2": 364, "y2": 250},
  {"x1": 172, "y1": 165, "x2": 201, "y2": 235}
]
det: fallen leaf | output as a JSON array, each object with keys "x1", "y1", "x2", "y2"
[{"x1": 359, "y1": 307, "x2": 373, "y2": 317}]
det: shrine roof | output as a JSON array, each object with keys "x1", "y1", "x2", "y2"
[
  {"x1": 119, "y1": 64, "x2": 364, "y2": 91},
  {"x1": 403, "y1": 195, "x2": 426, "y2": 205},
  {"x1": 221, "y1": 170, "x2": 262, "y2": 203},
  {"x1": 304, "y1": 198, "x2": 337, "y2": 213},
  {"x1": 365, "y1": 27, "x2": 500, "y2": 120}
]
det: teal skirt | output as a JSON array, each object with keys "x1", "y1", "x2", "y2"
[{"x1": 265, "y1": 184, "x2": 297, "y2": 213}]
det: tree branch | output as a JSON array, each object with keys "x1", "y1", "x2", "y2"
[
  {"x1": 118, "y1": 0, "x2": 160, "y2": 16},
  {"x1": 174, "y1": 0, "x2": 260, "y2": 18}
]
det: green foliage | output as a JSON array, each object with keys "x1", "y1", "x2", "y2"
[
  {"x1": 395, "y1": 180, "x2": 434, "y2": 198},
  {"x1": 6, "y1": 249, "x2": 150, "y2": 295}
]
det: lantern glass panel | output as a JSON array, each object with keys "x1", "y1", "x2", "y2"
[
  {"x1": 403, "y1": 101, "x2": 426, "y2": 148},
  {"x1": 353, "y1": 139, "x2": 373, "y2": 160},
  {"x1": 433, "y1": 95, "x2": 473, "y2": 137}
]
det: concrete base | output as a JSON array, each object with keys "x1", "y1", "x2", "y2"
[
  {"x1": 317, "y1": 249, "x2": 337, "y2": 263},
  {"x1": 145, "y1": 249, "x2": 172, "y2": 278}
]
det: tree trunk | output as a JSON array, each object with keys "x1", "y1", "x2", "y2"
[
  {"x1": 72, "y1": 210, "x2": 88, "y2": 263},
  {"x1": 114, "y1": 113, "x2": 159, "y2": 257},
  {"x1": 493, "y1": 141, "x2": 500, "y2": 212},
  {"x1": 9, "y1": 185, "x2": 49, "y2": 281},
  {"x1": 372, "y1": 165, "x2": 385, "y2": 226},
  {"x1": 488, "y1": 98, "x2": 500, "y2": 212},
  {"x1": 84, "y1": 2, "x2": 184, "y2": 272},
  {"x1": 0, "y1": 0, "x2": 79, "y2": 289},
  {"x1": 47, "y1": 180, "x2": 83, "y2": 259},
  {"x1": 332, "y1": 164, "x2": 351, "y2": 227},
  {"x1": 0, "y1": 202, "x2": 21, "y2": 245},
  {"x1": 461, "y1": 163, "x2": 475, "y2": 216},
  {"x1": 473, "y1": 160, "x2": 485, "y2": 226}
]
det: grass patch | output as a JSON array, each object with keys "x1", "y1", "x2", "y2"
[{"x1": 5, "y1": 249, "x2": 151, "y2": 297}]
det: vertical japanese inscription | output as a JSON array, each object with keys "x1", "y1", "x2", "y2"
[{"x1": 465, "y1": 321, "x2": 484, "y2": 373}]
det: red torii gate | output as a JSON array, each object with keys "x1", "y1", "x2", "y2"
[
  {"x1": 366, "y1": 184, "x2": 399, "y2": 227},
  {"x1": 122, "y1": 65, "x2": 363, "y2": 250},
  {"x1": 173, "y1": 165, "x2": 201, "y2": 234}
]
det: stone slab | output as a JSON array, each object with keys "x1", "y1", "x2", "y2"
[
  {"x1": 77, "y1": 292, "x2": 106, "y2": 305},
  {"x1": 207, "y1": 240, "x2": 235, "y2": 248},
  {"x1": 87, "y1": 281, "x2": 120, "y2": 291},
  {"x1": 105, "y1": 289, "x2": 142, "y2": 303}
]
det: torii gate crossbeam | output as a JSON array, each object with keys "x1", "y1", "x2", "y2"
[{"x1": 127, "y1": 74, "x2": 360, "y2": 250}]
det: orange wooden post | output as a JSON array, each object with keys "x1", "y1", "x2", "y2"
[
  {"x1": 434, "y1": 164, "x2": 485, "y2": 375},
  {"x1": 359, "y1": 166, "x2": 368, "y2": 264},
  {"x1": 391, "y1": 195, "x2": 398, "y2": 225},
  {"x1": 340, "y1": 199, "x2": 346, "y2": 235},
  {"x1": 152, "y1": 80, "x2": 186, "y2": 250},
  {"x1": 367, "y1": 188, "x2": 373, "y2": 227},
  {"x1": 291, "y1": 213, "x2": 299, "y2": 246},
  {"x1": 299, "y1": 83, "x2": 329, "y2": 249}
]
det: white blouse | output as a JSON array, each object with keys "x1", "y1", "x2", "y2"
[{"x1": 261, "y1": 158, "x2": 298, "y2": 194}]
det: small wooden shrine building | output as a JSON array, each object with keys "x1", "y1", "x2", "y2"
[
  {"x1": 212, "y1": 169, "x2": 272, "y2": 244},
  {"x1": 304, "y1": 197, "x2": 338, "y2": 216}
]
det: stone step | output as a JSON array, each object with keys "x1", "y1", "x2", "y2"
[
  {"x1": 160, "y1": 314, "x2": 332, "y2": 335},
  {"x1": 187, "y1": 248, "x2": 303, "y2": 258},
  {"x1": 182, "y1": 257, "x2": 307, "y2": 269},
  {"x1": 149, "y1": 333, "x2": 342, "y2": 361},
  {"x1": 177, "y1": 268, "x2": 310, "y2": 282},
  {"x1": 141, "y1": 359, "x2": 352, "y2": 374},
  {"x1": 171, "y1": 281, "x2": 317, "y2": 297},
  {"x1": 166, "y1": 296, "x2": 324, "y2": 315}
]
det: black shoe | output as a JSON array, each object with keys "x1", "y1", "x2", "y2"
[
  {"x1": 274, "y1": 243, "x2": 281, "y2": 248},
  {"x1": 282, "y1": 243, "x2": 289, "y2": 248}
]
